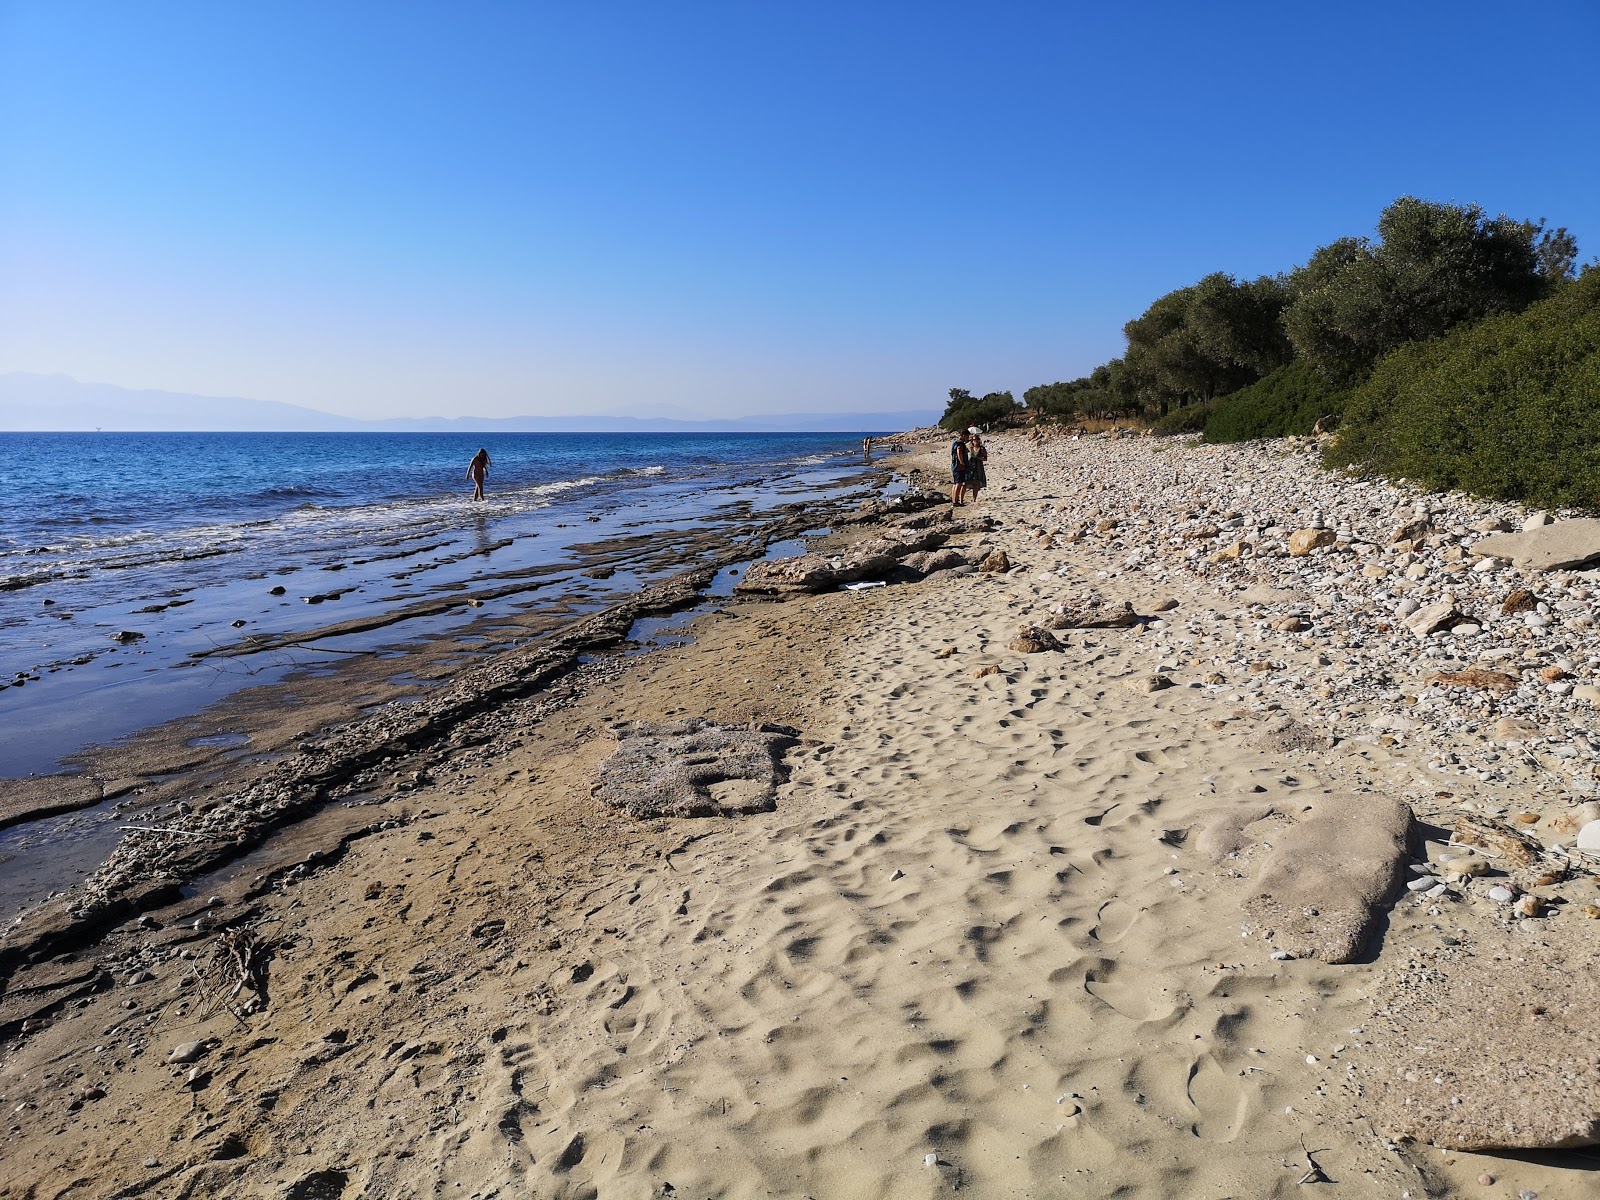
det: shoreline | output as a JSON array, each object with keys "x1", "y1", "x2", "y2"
[{"x1": 1, "y1": 429, "x2": 1596, "y2": 1197}]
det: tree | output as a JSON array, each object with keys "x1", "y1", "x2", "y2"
[
  {"x1": 1284, "y1": 197, "x2": 1576, "y2": 384},
  {"x1": 939, "y1": 388, "x2": 1021, "y2": 431},
  {"x1": 1122, "y1": 273, "x2": 1291, "y2": 410}
]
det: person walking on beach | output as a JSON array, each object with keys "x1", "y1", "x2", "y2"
[
  {"x1": 950, "y1": 429, "x2": 970, "y2": 506},
  {"x1": 466, "y1": 447, "x2": 491, "y2": 501},
  {"x1": 966, "y1": 430, "x2": 988, "y2": 503}
]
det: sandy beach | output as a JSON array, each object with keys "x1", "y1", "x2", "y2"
[{"x1": 3, "y1": 430, "x2": 1598, "y2": 1199}]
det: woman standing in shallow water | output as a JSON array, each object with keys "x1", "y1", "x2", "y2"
[{"x1": 466, "y1": 447, "x2": 491, "y2": 501}]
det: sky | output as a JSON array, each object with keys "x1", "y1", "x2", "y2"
[{"x1": 2, "y1": 1, "x2": 1597, "y2": 422}]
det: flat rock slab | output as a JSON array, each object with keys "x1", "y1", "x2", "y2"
[
  {"x1": 1473, "y1": 518, "x2": 1600, "y2": 571},
  {"x1": 1364, "y1": 939, "x2": 1600, "y2": 1149},
  {"x1": 592, "y1": 719, "x2": 801, "y2": 819},
  {"x1": 1241, "y1": 793, "x2": 1414, "y2": 963},
  {"x1": 0, "y1": 776, "x2": 105, "y2": 832}
]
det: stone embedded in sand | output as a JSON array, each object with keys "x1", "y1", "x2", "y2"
[
  {"x1": 1287, "y1": 528, "x2": 1336, "y2": 556},
  {"x1": 1273, "y1": 615, "x2": 1310, "y2": 632},
  {"x1": 1124, "y1": 674, "x2": 1173, "y2": 694},
  {"x1": 1241, "y1": 792, "x2": 1414, "y2": 963},
  {"x1": 1491, "y1": 716, "x2": 1542, "y2": 740},
  {"x1": 1008, "y1": 625, "x2": 1062, "y2": 654},
  {"x1": 168, "y1": 1040, "x2": 209, "y2": 1064},
  {"x1": 1426, "y1": 668, "x2": 1519, "y2": 693},
  {"x1": 591, "y1": 719, "x2": 800, "y2": 819},
  {"x1": 1501, "y1": 587, "x2": 1540, "y2": 614},
  {"x1": 972, "y1": 664, "x2": 1001, "y2": 678},
  {"x1": 1047, "y1": 599, "x2": 1138, "y2": 630},
  {"x1": 1239, "y1": 584, "x2": 1308, "y2": 607},
  {"x1": 1364, "y1": 938, "x2": 1600, "y2": 1150},
  {"x1": 1473, "y1": 518, "x2": 1600, "y2": 571},
  {"x1": 979, "y1": 549, "x2": 1011, "y2": 573},
  {"x1": 1210, "y1": 541, "x2": 1247, "y2": 562},
  {"x1": 1249, "y1": 715, "x2": 1328, "y2": 755},
  {"x1": 1391, "y1": 517, "x2": 1431, "y2": 544}
]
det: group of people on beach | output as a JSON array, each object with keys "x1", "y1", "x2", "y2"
[{"x1": 949, "y1": 426, "x2": 987, "y2": 506}]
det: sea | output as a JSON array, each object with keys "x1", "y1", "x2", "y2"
[{"x1": 0, "y1": 431, "x2": 895, "y2": 779}]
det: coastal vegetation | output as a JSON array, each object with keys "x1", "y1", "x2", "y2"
[
  {"x1": 1012, "y1": 195, "x2": 1594, "y2": 507},
  {"x1": 938, "y1": 387, "x2": 1022, "y2": 431}
]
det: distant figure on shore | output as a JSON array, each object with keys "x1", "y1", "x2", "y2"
[
  {"x1": 862, "y1": 436, "x2": 872, "y2": 457},
  {"x1": 466, "y1": 447, "x2": 491, "y2": 501},
  {"x1": 950, "y1": 430, "x2": 970, "y2": 506},
  {"x1": 966, "y1": 431, "x2": 987, "y2": 503}
]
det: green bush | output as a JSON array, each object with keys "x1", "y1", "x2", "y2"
[
  {"x1": 939, "y1": 390, "x2": 1022, "y2": 431},
  {"x1": 1151, "y1": 402, "x2": 1212, "y2": 435},
  {"x1": 1202, "y1": 360, "x2": 1347, "y2": 443},
  {"x1": 1326, "y1": 271, "x2": 1600, "y2": 509}
]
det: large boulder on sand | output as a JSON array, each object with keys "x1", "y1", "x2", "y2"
[{"x1": 1240, "y1": 792, "x2": 1414, "y2": 963}]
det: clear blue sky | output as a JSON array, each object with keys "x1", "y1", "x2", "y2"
[{"x1": 2, "y1": 1, "x2": 1596, "y2": 420}]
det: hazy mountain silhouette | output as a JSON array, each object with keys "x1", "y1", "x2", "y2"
[{"x1": 0, "y1": 373, "x2": 936, "y2": 433}]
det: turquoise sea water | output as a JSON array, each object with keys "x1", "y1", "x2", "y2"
[{"x1": 0, "y1": 431, "x2": 890, "y2": 775}]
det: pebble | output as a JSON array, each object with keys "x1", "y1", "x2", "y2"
[{"x1": 1488, "y1": 886, "x2": 1515, "y2": 903}]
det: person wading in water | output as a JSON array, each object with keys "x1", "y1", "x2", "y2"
[{"x1": 466, "y1": 447, "x2": 491, "y2": 501}]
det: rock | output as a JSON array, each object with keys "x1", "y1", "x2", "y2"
[
  {"x1": 1577, "y1": 820, "x2": 1600, "y2": 851},
  {"x1": 1473, "y1": 519, "x2": 1600, "y2": 571},
  {"x1": 111, "y1": 630, "x2": 144, "y2": 643},
  {"x1": 1426, "y1": 668, "x2": 1519, "y2": 693},
  {"x1": 1273, "y1": 615, "x2": 1310, "y2": 632},
  {"x1": 1487, "y1": 885, "x2": 1516, "y2": 902},
  {"x1": 899, "y1": 548, "x2": 970, "y2": 577},
  {"x1": 734, "y1": 527, "x2": 949, "y2": 596},
  {"x1": 1241, "y1": 793, "x2": 1415, "y2": 963},
  {"x1": 1250, "y1": 716, "x2": 1328, "y2": 755},
  {"x1": 583, "y1": 566, "x2": 616, "y2": 579},
  {"x1": 1194, "y1": 804, "x2": 1279, "y2": 861},
  {"x1": 1047, "y1": 599, "x2": 1138, "y2": 629},
  {"x1": 1008, "y1": 626, "x2": 1063, "y2": 654},
  {"x1": 169, "y1": 1040, "x2": 209, "y2": 1065},
  {"x1": 1501, "y1": 588, "x2": 1541, "y2": 614},
  {"x1": 1439, "y1": 856, "x2": 1489, "y2": 880},
  {"x1": 1391, "y1": 517, "x2": 1431, "y2": 544},
  {"x1": 1491, "y1": 716, "x2": 1542, "y2": 740},
  {"x1": 1125, "y1": 674, "x2": 1173, "y2": 694},
  {"x1": 591, "y1": 719, "x2": 801, "y2": 819},
  {"x1": 972, "y1": 664, "x2": 1001, "y2": 679},
  {"x1": 1522, "y1": 511, "x2": 1553, "y2": 531},
  {"x1": 268, "y1": 585, "x2": 287, "y2": 595},
  {"x1": 1402, "y1": 602, "x2": 1462, "y2": 638},
  {"x1": 1546, "y1": 803, "x2": 1600, "y2": 837},
  {"x1": 1151, "y1": 598, "x2": 1180, "y2": 612},
  {"x1": 1287, "y1": 528, "x2": 1337, "y2": 556},
  {"x1": 1365, "y1": 938, "x2": 1600, "y2": 1149},
  {"x1": 979, "y1": 550, "x2": 1011, "y2": 573},
  {"x1": 1573, "y1": 684, "x2": 1600, "y2": 705}
]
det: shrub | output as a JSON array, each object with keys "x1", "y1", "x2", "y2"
[
  {"x1": 1202, "y1": 360, "x2": 1347, "y2": 443},
  {"x1": 1326, "y1": 271, "x2": 1600, "y2": 509},
  {"x1": 1151, "y1": 402, "x2": 1212, "y2": 435}
]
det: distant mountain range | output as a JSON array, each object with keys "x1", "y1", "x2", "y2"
[{"x1": 0, "y1": 373, "x2": 937, "y2": 433}]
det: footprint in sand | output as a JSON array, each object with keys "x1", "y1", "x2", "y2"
[
  {"x1": 1075, "y1": 959, "x2": 1183, "y2": 1024},
  {"x1": 1185, "y1": 1053, "x2": 1251, "y2": 1142},
  {"x1": 1089, "y1": 898, "x2": 1138, "y2": 944}
]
